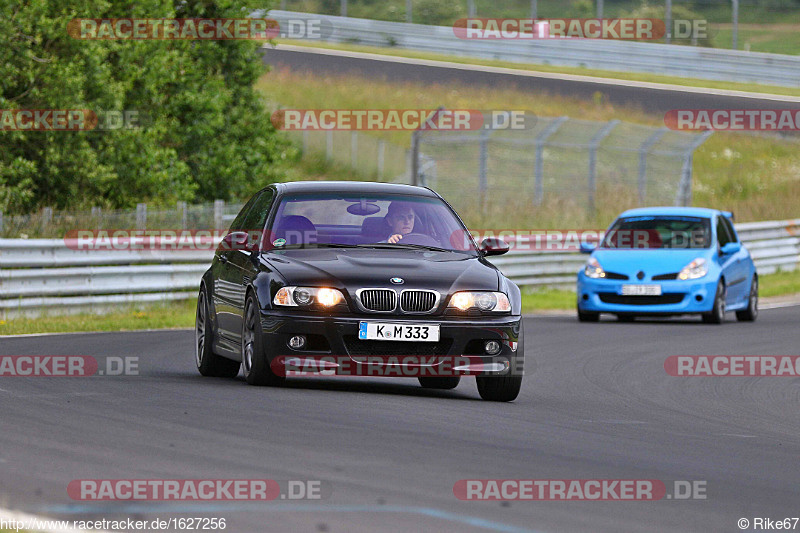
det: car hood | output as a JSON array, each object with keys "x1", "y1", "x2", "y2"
[
  {"x1": 261, "y1": 248, "x2": 499, "y2": 294},
  {"x1": 592, "y1": 248, "x2": 713, "y2": 277}
]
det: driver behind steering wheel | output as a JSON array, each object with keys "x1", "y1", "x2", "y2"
[{"x1": 385, "y1": 201, "x2": 416, "y2": 244}]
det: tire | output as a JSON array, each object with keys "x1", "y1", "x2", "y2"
[
  {"x1": 418, "y1": 376, "x2": 461, "y2": 389},
  {"x1": 736, "y1": 276, "x2": 758, "y2": 322},
  {"x1": 195, "y1": 286, "x2": 241, "y2": 378},
  {"x1": 577, "y1": 306, "x2": 600, "y2": 322},
  {"x1": 475, "y1": 327, "x2": 524, "y2": 402},
  {"x1": 702, "y1": 280, "x2": 726, "y2": 324},
  {"x1": 242, "y1": 292, "x2": 285, "y2": 387},
  {"x1": 617, "y1": 314, "x2": 635, "y2": 322}
]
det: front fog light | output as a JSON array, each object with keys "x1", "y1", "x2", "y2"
[
  {"x1": 288, "y1": 335, "x2": 306, "y2": 349},
  {"x1": 485, "y1": 340, "x2": 501, "y2": 355}
]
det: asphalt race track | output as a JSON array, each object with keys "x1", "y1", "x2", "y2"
[
  {"x1": 261, "y1": 45, "x2": 800, "y2": 114},
  {"x1": 2, "y1": 307, "x2": 799, "y2": 532}
]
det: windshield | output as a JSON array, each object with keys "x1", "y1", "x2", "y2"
[
  {"x1": 601, "y1": 216, "x2": 712, "y2": 249},
  {"x1": 268, "y1": 192, "x2": 477, "y2": 254}
]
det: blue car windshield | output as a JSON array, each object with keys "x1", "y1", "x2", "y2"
[
  {"x1": 268, "y1": 193, "x2": 477, "y2": 254},
  {"x1": 601, "y1": 216, "x2": 712, "y2": 249}
]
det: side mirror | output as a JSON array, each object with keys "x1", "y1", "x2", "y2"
[
  {"x1": 480, "y1": 237, "x2": 509, "y2": 256},
  {"x1": 221, "y1": 231, "x2": 260, "y2": 252},
  {"x1": 579, "y1": 242, "x2": 597, "y2": 254},
  {"x1": 720, "y1": 241, "x2": 741, "y2": 255}
]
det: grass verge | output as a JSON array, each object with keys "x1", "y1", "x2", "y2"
[{"x1": 0, "y1": 299, "x2": 196, "y2": 336}]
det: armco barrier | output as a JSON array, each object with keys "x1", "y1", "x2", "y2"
[
  {"x1": 265, "y1": 11, "x2": 800, "y2": 88},
  {"x1": 0, "y1": 219, "x2": 798, "y2": 317}
]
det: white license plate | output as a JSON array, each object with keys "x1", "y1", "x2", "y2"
[
  {"x1": 358, "y1": 322, "x2": 440, "y2": 342},
  {"x1": 621, "y1": 284, "x2": 662, "y2": 296}
]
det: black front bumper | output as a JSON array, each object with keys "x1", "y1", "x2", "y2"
[{"x1": 260, "y1": 311, "x2": 524, "y2": 377}]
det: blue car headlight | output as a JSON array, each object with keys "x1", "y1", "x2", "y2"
[
  {"x1": 677, "y1": 258, "x2": 708, "y2": 280},
  {"x1": 584, "y1": 257, "x2": 606, "y2": 279}
]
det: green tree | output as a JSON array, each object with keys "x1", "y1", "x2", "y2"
[{"x1": 0, "y1": 0, "x2": 291, "y2": 213}]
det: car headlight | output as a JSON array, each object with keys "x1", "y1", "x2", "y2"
[
  {"x1": 448, "y1": 291, "x2": 511, "y2": 312},
  {"x1": 274, "y1": 286, "x2": 345, "y2": 307},
  {"x1": 677, "y1": 258, "x2": 708, "y2": 280},
  {"x1": 584, "y1": 257, "x2": 606, "y2": 279}
]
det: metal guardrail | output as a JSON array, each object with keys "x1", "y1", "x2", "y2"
[
  {"x1": 0, "y1": 219, "x2": 798, "y2": 317},
  {"x1": 266, "y1": 11, "x2": 800, "y2": 88}
]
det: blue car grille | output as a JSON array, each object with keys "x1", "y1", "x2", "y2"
[
  {"x1": 599, "y1": 293, "x2": 685, "y2": 305},
  {"x1": 652, "y1": 272, "x2": 680, "y2": 281}
]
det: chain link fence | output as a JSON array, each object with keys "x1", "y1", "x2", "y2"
[{"x1": 411, "y1": 116, "x2": 713, "y2": 225}]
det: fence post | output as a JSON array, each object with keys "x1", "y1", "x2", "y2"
[
  {"x1": 135, "y1": 203, "x2": 147, "y2": 230},
  {"x1": 213, "y1": 200, "x2": 225, "y2": 230},
  {"x1": 377, "y1": 140, "x2": 385, "y2": 179},
  {"x1": 0, "y1": 211, "x2": 3, "y2": 235},
  {"x1": 637, "y1": 127, "x2": 667, "y2": 206},
  {"x1": 326, "y1": 131, "x2": 333, "y2": 161},
  {"x1": 406, "y1": 0, "x2": 412, "y2": 23},
  {"x1": 351, "y1": 132, "x2": 358, "y2": 168},
  {"x1": 676, "y1": 130, "x2": 714, "y2": 206},
  {"x1": 587, "y1": 120, "x2": 619, "y2": 214},
  {"x1": 478, "y1": 128, "x2": 490, "y2": 193},
  {"x1": 534, "y1": 116, "x2": 568, "y2": 205},
  {"x1": 177, "y1": 201, "x2": 188, "y2": 229},
  {"x1": 302, "y1": 130, "x2": 308, "y2": 154}
]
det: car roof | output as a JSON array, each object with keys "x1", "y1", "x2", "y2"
[
  {"x1": 616, "y1": 206, "x2": 720, "y2": 218},
  {"x1": 273, "y1": 181, "x2": 439, "y2": 197}
]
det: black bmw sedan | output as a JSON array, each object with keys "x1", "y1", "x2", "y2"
[{"x1": 195, "y1": 181, "x2": 524, "y2": 401}]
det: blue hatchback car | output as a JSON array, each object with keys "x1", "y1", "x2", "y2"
[{"x1": 577, "y1": 207, "x2": 758, "y2": 324}]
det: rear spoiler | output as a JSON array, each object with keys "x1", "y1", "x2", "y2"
[{"x1": 721, "y1": 211, "x2": 734, "y2": 221}]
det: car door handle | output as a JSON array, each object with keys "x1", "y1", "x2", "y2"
[{"x1": 219, "y1": 255, "x2": 229, "y2": 263}]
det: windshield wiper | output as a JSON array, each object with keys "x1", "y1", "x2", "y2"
[
  {"x1": 274, "y1": 243, "x2": 359, "y2": 249},
  {"x1": 357, "y1": 243, "x2": 453, "y2": 253}
]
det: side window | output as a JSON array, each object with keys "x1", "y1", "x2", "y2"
[
  {"x1": 721, "y1": 216, "x2": 738, "y2": 243},
  {"x1": 716, "y1": 217, "x2": 733, "y2": 247},
  {"x1": 229, "y1": 194, "x2": 259, "y2": 232},
  {"x1": 240, "y1": 188, "x2": 275, "y2": 232}
]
